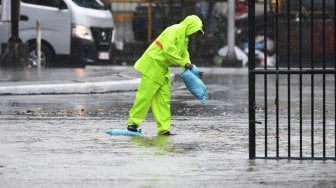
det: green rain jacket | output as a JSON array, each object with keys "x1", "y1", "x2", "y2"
[{"x1": 134, "y1": 15, "x2": 203, "y2": 85}]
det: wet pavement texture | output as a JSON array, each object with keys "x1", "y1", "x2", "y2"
[
  {"x1": 0, "y1": 66, "x2": 140, "y2": 86},
  {"x1": 0, "y1": 67, "x2": 336, "y2": 187}
]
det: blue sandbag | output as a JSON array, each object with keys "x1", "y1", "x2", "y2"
[
  {"x1": 106, "y1": 129, "x2": 142, "y2": 136},
  {"x1": 181, "y1": 65, "x2": 208, "y2": 105}
]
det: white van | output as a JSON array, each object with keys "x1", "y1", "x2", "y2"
[{"x1": 0, "y1": 0, "x2": 116, "y2": 67}]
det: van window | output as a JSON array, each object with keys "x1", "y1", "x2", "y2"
[
  {"x1": 72, "y1": 0, "x2": 108, "y2": 10},
  {"x1": 21, "y1": 0, "x2": 63, "y2": 8}
]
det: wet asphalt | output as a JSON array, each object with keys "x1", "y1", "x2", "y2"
[{"x1": 0, "y1": 66, "x2": 335, "y2": 187}]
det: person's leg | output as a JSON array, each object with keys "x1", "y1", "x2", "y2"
[
  {"x1": 127, "y1": 75, "x2": 161, "y2": 128},
  {"x1": 151, "y1": 78, "x2": 171, "y2": 135}
]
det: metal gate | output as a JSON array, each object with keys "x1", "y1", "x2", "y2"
[{"x1": 248, "y1": 0, "x2": 336, "y2": 160}]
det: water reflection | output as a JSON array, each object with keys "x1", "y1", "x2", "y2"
[
  {"x1": 129, "y1": 136, "x2": 173, "y2": 155},
  {"x1": 74, "y1": 68, "x2": 85, "y2": 79},
  {"x1": 0, "y1": 69, "x2": 31, "y2": 82},
  {"x1": 0, "y1": 68, "x2": 87, "y2": 82},
  {"x1": 129, "y1": 135, "x2": 201, "y2": 156}
]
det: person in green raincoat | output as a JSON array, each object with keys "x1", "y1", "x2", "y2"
[{"x1": 127, "y1": 15, "x2": 204, "y2": 135}]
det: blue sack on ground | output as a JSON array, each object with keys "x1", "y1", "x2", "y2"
[
  {"x1": 106, "y1": 129, "x2": 141, "y2": 136},
  {"x1": 181, "y1": 66, "x2": 208, "y2": 105}
]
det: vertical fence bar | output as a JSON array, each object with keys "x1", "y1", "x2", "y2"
[
  {"x1": 147, "y1": 0, "x2": 152, "y2": 44},
  {"x1": 248, "y1": 0, "x2": 256, "y2": 160},
  {"x1": 276, "y1": 74, "x2": 279, "y2": 158},
  {"x1": 310, "y1": 0, "x2": 315, "y2": 158},
  {"x1": 263, "y1": 0, "x2": 268, "y2": 158},
  {"x1": 322, "y1": 0, "x2": 326, "y2": 160},
  {"x1": 286, "y1": 0, "x2": 291, "y2": 158},
  {"x1": 275, "y1": 0, "x2": 279, "y2": 158},
  {"x1": 299, "y1": 0, "x2": 303, "y2": 159},
  {"x1": 334, "y1": 0, "x2": 336, "y2": 159}
]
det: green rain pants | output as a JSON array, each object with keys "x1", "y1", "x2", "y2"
[{"x1": 127, "y1": 74, "x2": 171, "y2": 135}]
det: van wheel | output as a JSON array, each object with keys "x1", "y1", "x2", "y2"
[{"x1": 28, "y1": 43, "x2": 54, "y2": 68}]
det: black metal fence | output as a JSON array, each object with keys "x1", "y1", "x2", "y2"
[{"x1": 249, "y1": 0, "x2": 336, "y2": 160}]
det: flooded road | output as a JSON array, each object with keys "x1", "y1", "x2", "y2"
[{"x1": 0, "y1": 70, "x2": 335, "y2": 187}]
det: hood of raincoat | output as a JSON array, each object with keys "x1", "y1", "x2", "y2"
[{"x1": 179, "y1": 15, "x2": 204, "y2": 36}]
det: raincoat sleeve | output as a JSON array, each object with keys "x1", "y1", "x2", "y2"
[
  {"x1": 182, "y1": 48, "x2": 191, "y2": 64},
  {"x1": 162, "y1": 31, "x2": 189, "y2": 67}
]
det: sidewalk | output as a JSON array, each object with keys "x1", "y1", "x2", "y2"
[
  {"x1": 0, "y1": 66, "x2": 248, "y2": 95},
  {"x1": 0, "y1": 66, "x2": 140, "y2": 95}
]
